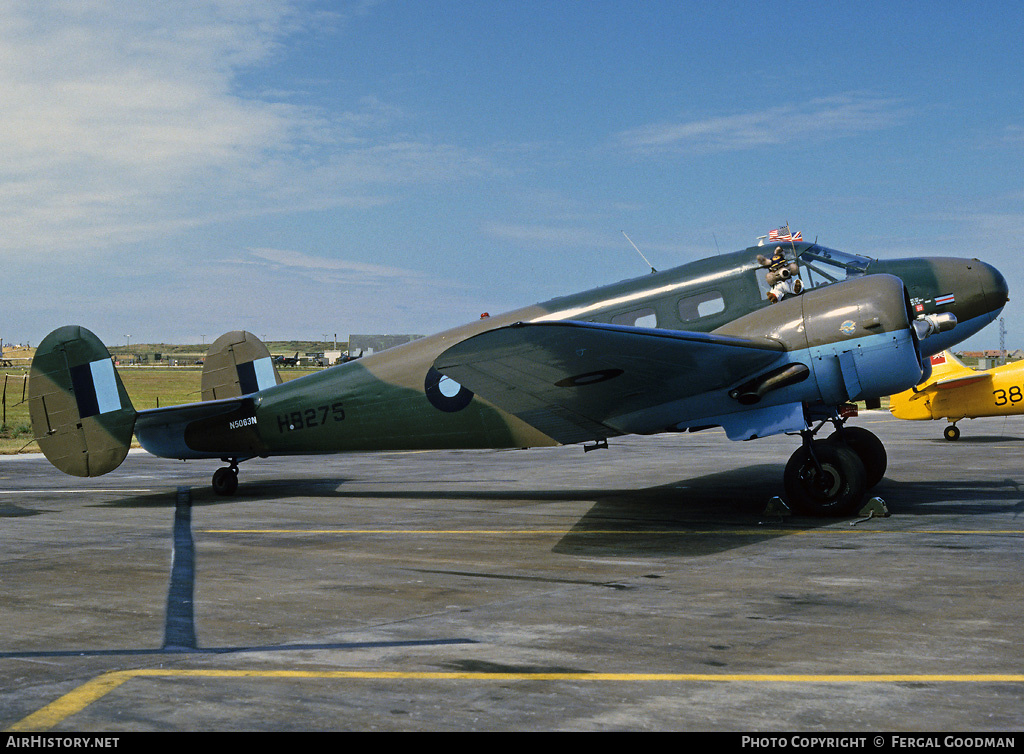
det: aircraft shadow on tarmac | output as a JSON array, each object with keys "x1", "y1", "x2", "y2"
[
  {"x1": 54, "y1": 457, "x2": 1024, "y2": 557},
  {"x1": 86, "y1": 463, "x2": 833, "y2": 558},
  {"x1": 871, "y1": 477, "x2": 1024, "y2": 517},
  {"x1": 4, "y1": 464, "x2": 1022, "y2": 661}
]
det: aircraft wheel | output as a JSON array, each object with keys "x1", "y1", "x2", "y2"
[
  {"x1": 212, "y1": 467, "x2": 239, "y2": 496},
  {"x1": 943, "y1": 424, "x2": 960, "y2": 441},
  {"x1": 784, "y1": 440, "x2": 866, "y2": 517},
  {"x1": 828, "y1": 426, "x2": 887, "y2": 489}
]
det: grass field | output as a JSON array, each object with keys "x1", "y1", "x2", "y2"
[{"x1": 0, "y1": 366, "x2": 319, "y2": 454}]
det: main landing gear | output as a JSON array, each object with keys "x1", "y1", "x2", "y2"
[
  {"x1": 212, "y1": 459, "x2": 240, "y2": 496},
  {"x1": 943, "y1": 423, "x2": 961, "y2": 441},
  {"x1": 783, "y1": 418, "x2": 887, "y2": 517}
]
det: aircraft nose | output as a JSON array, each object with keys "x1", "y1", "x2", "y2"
[{"x1": 975, "y1": 259, "x2": 1009, "y2": 315}]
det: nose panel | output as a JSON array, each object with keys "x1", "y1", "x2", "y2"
[
  {"x1": 976, "y1": 259, "x2": 1009, "y2": 316},
  {"x1": 868, "y1": 256, "x2": 1008, "y2": 355},
  {"x1": 909, "y1": 257, "x2": 1006, "y2": 323}
]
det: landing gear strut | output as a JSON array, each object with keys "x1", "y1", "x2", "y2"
[
  {"x1": 783, "y1": 416, "x2": 886, "y2": 517},
  {"x1": 212, "y1": 459, "x2": 239, "y2": 496}
]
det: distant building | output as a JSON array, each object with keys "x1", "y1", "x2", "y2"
[{"x1": 957, "y1": 349, "x2": 1024, "y2": 369}]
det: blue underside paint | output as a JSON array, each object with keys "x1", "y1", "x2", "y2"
[
  {"x1": 135, "y1": 398, "x2": 252, "y2": 460},
  {"x1": 663, "y1": 328, "x2": 924, "y2": 441}
]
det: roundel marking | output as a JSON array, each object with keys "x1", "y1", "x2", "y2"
[
  {"x1": 555, "y1": 368, "x2": 625, "y2": 388},
  {"x1": 438, "y1": 375, "x2": 462, "y2": 398},
  {"x1": 840, "y1": 319, "x2": 857, "y2": 335},
  {"x1": 424, "y1": 367, "x2": 474, "y2": 412}
]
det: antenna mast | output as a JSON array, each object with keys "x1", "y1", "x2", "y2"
[
  {"x1": 621, "y1": 231, "x2": 656, "y2": 273},
  {"x1": 999, "y1": 317, "x2": 1006, "y2": 365}
]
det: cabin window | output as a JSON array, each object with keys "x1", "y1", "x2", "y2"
[
  {"x1": 678, "y1": 291, "x2": 725, "y2": 322},
  {"x1": 611, "y1": 307, "x2": 658, "y2": 328}
]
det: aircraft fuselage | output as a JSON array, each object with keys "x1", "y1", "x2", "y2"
[{"x1": 139, "y1": 241, "x2": 1006, "y2": 460}]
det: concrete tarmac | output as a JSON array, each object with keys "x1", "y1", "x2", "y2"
[{"x1": 1, "y1": 412, "x2": 1022, "y2": 732}]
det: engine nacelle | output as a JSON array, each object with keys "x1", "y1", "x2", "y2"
[{"x1": 715, "y1": 274, "x2": 926, "y2": 405}]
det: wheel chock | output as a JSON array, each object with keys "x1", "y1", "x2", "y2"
[
  {"x1": 851, "y1": 496, "x2": 890, "y2": 525},
  {"x1": 761, "y1": 495, "x2": 792, "y2": 520}
]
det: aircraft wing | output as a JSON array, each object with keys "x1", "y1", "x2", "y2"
[{"x1": 433, "y1": 321, "x2": 785, "y2": 444}]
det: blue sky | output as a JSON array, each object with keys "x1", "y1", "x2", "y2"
[{"x1": 3, "y1": 0, "x2": 1022, "y2": 349}]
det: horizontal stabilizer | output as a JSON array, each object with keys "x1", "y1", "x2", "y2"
[
  {"x1": 933, "y1": 373, "x2": 991, "y2": 390},
  {"x1": 201, "y1": 331, "x2": 282, "y2": 401},
  {"x1": 28, "y1": 326, "x2": 136, "y2": 477},
  {"x1": 134, "y1": 395, "x2": 265, "y2": 460}
]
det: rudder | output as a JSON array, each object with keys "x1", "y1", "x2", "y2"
[{"x1": 29, "y1": 326, "x2": 136, "y2": 477}]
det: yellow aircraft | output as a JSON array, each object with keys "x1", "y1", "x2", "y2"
[{"x1": 890, "y1": 351, "x2": 1024, "y2": 440}]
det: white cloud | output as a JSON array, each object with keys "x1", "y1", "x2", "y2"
[
  {"x1": 0, "y1": 1, "x2": 485, "y2": 257},
  {"x1": 615, "y1": 94, "x2": 909, "y2": 155},
  {"x1": 245, "y1": 246, "x2": 434, "y2": 286},
  {"x1": 483, "y1": 222, "x2": 622, "y2": 250}
]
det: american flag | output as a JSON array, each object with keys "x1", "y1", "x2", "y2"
[{"x1": 768, "y1": 226, "x2": 801, "y2": 242}]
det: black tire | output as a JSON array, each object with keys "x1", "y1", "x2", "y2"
[
  {"x1": 784, "y1": 440, "x2": 867, "y2": 517},
  {"x1": 212, "y1": 467, "x2": 239, "y2": 496},
  {"x1": 943, "y1": 424, "x2": 960, "y2": 441},
  {"x1": 828, "y1": 426, "x2": 887, "y2": 489}
]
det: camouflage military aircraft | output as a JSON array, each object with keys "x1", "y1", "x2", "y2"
[
  {"x1": 890, "y1": 350, "x2": 1024, "y2": 440},
  {"x1": 28, "y1": 237, "x2": 1008, "y2": 516}
]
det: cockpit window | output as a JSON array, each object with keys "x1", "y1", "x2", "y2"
[
  {"x1": 796, "y1": 245, "x2": 871, "y2": 288},
  {"x1": 755, "y1": 242, "x2": 872, "y2": 304}
]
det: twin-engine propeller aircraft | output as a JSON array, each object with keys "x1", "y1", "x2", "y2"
[
  {"x1": 29, "y1": 236, "x2": 1008, "y2": 516},
  {"x1": 890, "y1": 350, "x2": 1024, "y2": 440}
]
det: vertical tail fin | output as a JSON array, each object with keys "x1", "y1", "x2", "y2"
[
  {"x1": 200, "y1": 331, "x2": 281, "y2": 400},
  {"x1": 922, "y1": 351, "x2": 973, "y2": 386},
  {"x1": 29, "y1": 326, "x2": 136, "y2": 477}
]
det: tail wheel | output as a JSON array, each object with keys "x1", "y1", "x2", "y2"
[
  {"x1": 212, "y1": 466, "x2": 239, "y2": 496},
  {"x1": 784, "y1": 440, "x2": 867, "y2": 517},
  {"x1": 943, "y1": 424, "x2": 960, "y2": 441},
  {"x1": 828, "y1": 426, "x2": 887, "y2": 489}
]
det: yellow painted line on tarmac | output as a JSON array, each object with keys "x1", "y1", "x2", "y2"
[
  {"x1": 202, "y1": 527, "x2": 1024, "y2": 536},
  {"x1": 9, "y1": 668, "x2": 1024, "y2": 731},
  {"x1": 7, "y1": 670, "x2": 135, "y2": 732},
  {"x1": 0, "y1": 489, "x2": 154, "y2": 495}
]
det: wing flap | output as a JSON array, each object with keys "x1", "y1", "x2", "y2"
[{"x1": 434, "y1": 321, "x2": 785, "y2": 443}]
